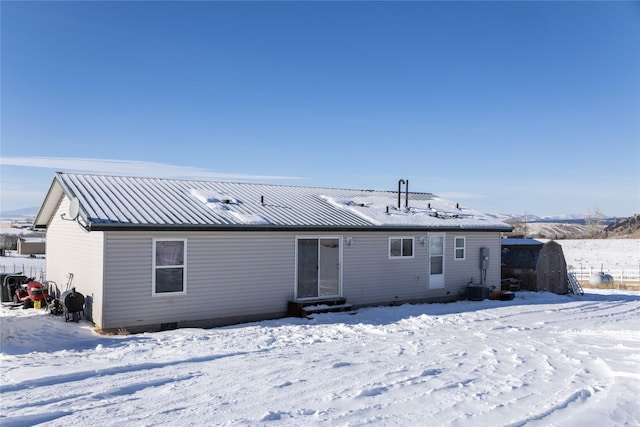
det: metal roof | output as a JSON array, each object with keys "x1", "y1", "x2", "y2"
[
  {"x1": 35, "y1": 173, "x2": 512, "y2": 232},
  {"x1": 501, "y1": 238, "x2": 544, "y2": 246}
]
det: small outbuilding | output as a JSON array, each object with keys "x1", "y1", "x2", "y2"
[
  {"x1": 500, "y1": 238, "x2": 568, "y2": 294},
  {"x1": 17, "y1": 237, "x2": 46, "y2": 256}
]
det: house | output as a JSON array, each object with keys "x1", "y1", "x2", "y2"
[
  {"x1": 17, "y1": 237, "x2": 46, "y2": 256},
  {"x1": 34, "y1": 173, "x2": 512, "y2": 332},
  {"x1": 500, "y1": 238, "x2": 568, "y2": 294}
]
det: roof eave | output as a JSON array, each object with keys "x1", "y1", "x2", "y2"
[
  {"x1": 86, "y1": 223, "x2": 513, "y2": 233},
  {"x1": 34, "y1": 173, "x2": 91, "y2": 229},
  {"x1": 33, "y1": 176, "x2": 65, "y2": 228}
]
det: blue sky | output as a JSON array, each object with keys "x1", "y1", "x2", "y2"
[{"x1": 1, "y1": 1, "x2": 638, "y2": 217}]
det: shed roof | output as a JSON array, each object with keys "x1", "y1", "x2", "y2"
[
  {"x1": 19, "y1": 237, "x2": 46, "y2": 243},
  {"x1": 34, "y1": 173, "x2": 512, "y2": 232},
  {"x1": 501, "y1": 238, "x2": 544, "y2": 246},
  {"x1": 501, "y1": 239, "x2": 545, "y2": 268}
]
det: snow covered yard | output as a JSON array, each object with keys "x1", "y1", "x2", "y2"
[
  {"x1": 556, "y1": 239, "x2": 640, "y2": 278},
  {"x1": 0, "y1": 255, "x2": 45, "y2": 280},
  {"x1": 1, "y1": 290, "x2": 639, "y2": 426},
  {"x1": 556, "y1": 239, "x2": 639, "y2": 271}
]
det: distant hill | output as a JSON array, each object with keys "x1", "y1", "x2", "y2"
[
  {"x1": 503, "y1": 214, "x2": 639, "y2": 239},
  {"x1": 489, "y1": 213, "x2": 620, "y2": 226},
  {"x1": 605, "y1": 214, "x2": 640, "y2": 238},
  {"x1": 504, "y1": 221, "x2": 594, "y2": 239}
]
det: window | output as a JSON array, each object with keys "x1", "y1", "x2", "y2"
[
  {"x1": 389, "y1": 237, "x2": 414, "y2": 258},
  {"x1": 153, "y1": 239, "x2": 186, "y2": 295},
  {"x1": 454, "y1": 236, "x2": 465, "y2": 260}
]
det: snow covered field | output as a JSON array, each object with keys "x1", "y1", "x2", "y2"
[
  {"x1": 555, "y1": 239, "x2": 640, "y2": 276},
  {"x1": 1, "y1": 290, "x2": 639, "y2": 426}
]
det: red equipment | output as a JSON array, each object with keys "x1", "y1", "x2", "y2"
[{"x1": 13, "y1": 280, "x2": 49, "y2": 308}]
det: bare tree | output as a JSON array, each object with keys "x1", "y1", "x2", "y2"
[
  {"x1": 0, "y1": 234, "x2": 19, "y2": 253},
  {"x1": 585, "y1": 208, "x2": 605, "y2": 238},
  {"x1": 505, "y1": 216, "x2": 527, "y2": 238}
]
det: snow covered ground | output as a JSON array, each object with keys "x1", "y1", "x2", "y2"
[
  {"x1": 0, "y1": 225, "x2": 37, "y2": 237},
  {"x1": 0, "y1": 256, "x2": 45, "y2": 279},
  {"x1": 0, "y1": 222, "x2": 45, "y2": 278},
  {"x1": 555, "y1": 239, "x2": 640, "y2": 275},
  {"x1": 1, "y1": 239, "x2": 639, "y2": 426},
  {"x1": 1, "y1": 290, "x2": 639, "y2": 426}
]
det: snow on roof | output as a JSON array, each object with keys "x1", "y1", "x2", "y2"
[
  {"x1": 320, "y1": 195, "x2": 501, "y2": 228},
  {"x1": 19, "y1": 237, "x2": 46, "y2": 243},
  {"x1": 189, "y1": 189, "x2": 271, "y2": 225},
  {"x1": 37, "y1": 173, "x2": 512, "y2": 231}
]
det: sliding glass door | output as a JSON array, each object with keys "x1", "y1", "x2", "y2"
[{"x1": 296, "y1": 238, "x2": 340, "y2": 299}]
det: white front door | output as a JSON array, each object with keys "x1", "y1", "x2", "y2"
[{"x1": 429, "y1": 234, "x2": 445, "y2": 289}]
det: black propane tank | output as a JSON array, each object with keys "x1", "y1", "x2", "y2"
[{"x1": 61, "y1": 287, "x2": 85, "y2": 322}]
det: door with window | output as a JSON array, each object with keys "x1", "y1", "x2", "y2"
[
  {"x1": 296, "y1": 238, "x2": 340, "y2": 299},
  {"x1": 428, "y1": 234, "x2": 445, "y2": 289}
]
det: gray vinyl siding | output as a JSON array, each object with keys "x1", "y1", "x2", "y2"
[
  {"x1": 342, "y1": 233, "x2": 429, "y2": 305},
  {"x1": 46, "y1": 196, "x2": 105, "y2": 326},
  {"x1": 342, "y1": 232, "x2": 502, "y2": 305},
  {"x1": 102, "y1": 231, "x2": 297, "y2": 330},
  {"x1": 445, "y1": 232, "x2": 502, "y2": 291},
  {"x1": 97, "y1": 230, "x2": 502, "y2": 331}
]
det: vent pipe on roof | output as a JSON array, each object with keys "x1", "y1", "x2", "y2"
[
  {"x1": 260, "y1": 195, "x2": 264, "y2": 206},
  {"x1": 406, "y1": 179, "x2": 409, "y2": 208},
  {"x1": 398, "y1": 179, "x2": 409, "y2": 209}
]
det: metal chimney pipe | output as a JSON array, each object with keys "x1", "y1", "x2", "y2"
[
  {"x1": 398, "y1": 179, "x2": 405, "y2": 209},
  {"x1": 405, "y1": 179, "x2": 409, "y2": 208}
]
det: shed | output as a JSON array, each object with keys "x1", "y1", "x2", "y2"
[
  {"x1": 17, "y1": 237, "x2": 46, "y2": 256},
  {"x1": 34, "y1": 172, "x2": 512, "y2": 332},
  {"x1": 500, "y1": 238, "x2": 568, "y2": 294}
]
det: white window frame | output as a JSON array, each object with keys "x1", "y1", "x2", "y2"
[
  {"x1": 152, "y1": 238, "x2": 187, "y2": 296},
  {"x1": 389, "y1": 237, "x2": 415, "y2": 259},
  {"x1": 454, "y1": 236, "x2": 466, "y2": 260}
]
